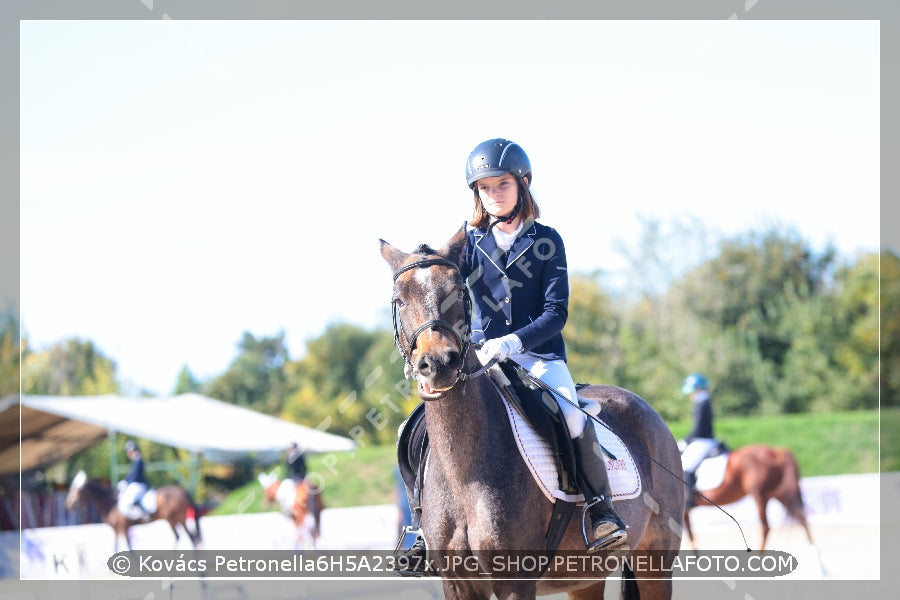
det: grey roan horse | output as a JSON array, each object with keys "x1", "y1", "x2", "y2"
[{"x1": 381, "y1": 226, "x2": 684, "y2": 600}]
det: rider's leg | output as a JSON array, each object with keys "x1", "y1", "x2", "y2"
[
  {"x1": 684, "y1": 470, "x2": 697, "y2": 509},
  {"x1": 511, "y1": 354, "x2": 628, "y2": 552},
  {"x1": 680, "y1": 439, "x2": 716, "y2": 511},
  {"x1": 573, "y1": 418, "x2": 629, "y2": 552}
]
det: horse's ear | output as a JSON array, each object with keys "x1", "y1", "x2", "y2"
[
  {"x1": 380, "y1": 239, "x2": 408, "y2": 271},
  {"x1": 439, "y1": 224, "x2": 468, "y2": 268},
  {"x1": 258, "y1": 471, "x2": 277, "y2": 488}
]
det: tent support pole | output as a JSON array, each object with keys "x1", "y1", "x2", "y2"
[
  {"x1": 188, "y1": 452, "x2": 199, "y2": 496},
  {"x1": 108, "y1": 430, "x2": 118, "y2": 484}
]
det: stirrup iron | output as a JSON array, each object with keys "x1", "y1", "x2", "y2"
[
  {"x1": 581, "y1": 496, "x2": 628, "y2": 551},
  {"x1": 393, "y1": 525, "x2": 422, "y2": 554}
]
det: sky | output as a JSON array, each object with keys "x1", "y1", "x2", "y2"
[{"x1": 19, "y1": 20, "x2": 881, "y2": 396}]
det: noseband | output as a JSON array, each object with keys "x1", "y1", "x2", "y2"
[{"x1": 391, "y1": 257, "x2": 490, "y2": 395}]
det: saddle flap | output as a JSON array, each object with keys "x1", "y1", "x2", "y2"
[
  {"x1": 504, "y1": 397, "x2": 642, "y2": 503},
  {"x1": 397, "y1": 403, "x2": 426, "y2": 492},
  {"x1": 493, "y1": 361, "x2": 580, "y2": 495}
]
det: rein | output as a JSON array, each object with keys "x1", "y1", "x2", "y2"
[{"x1": 391, "y1": 256, "x2": 493, "y2": 397}]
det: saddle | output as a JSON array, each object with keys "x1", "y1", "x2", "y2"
[
  {"x1": 692, "y1": 441, "x2": 731, "y2": 490},
  {"x1": 396, "y1": 361, "x2": 639, "y2": 555}
]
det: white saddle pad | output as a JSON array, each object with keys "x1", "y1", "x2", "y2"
[
  {"x1": 693, "y1": 453, "x2": 729, "y2": 491},
  {"x1": 141, "y1": 489, "x2": 158, "y2": 514},
  {"x1": 501, "y1": 395, "x2": 642, "y2": 503},
  {"x1": 120, "y1": 489, "x2": 157, "y2": 520}
]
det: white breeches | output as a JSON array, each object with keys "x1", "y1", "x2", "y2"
[
  {"x1": 118, "y1": 482, "x2": 147, "y2": 513},
  {"x1": 680, "y1": 438, "x2": 719, "y2": 474},
  {"x1": 509, "y1": 353, "x2": 585, "y2": 437}
]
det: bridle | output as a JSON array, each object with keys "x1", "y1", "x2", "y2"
[{"x1": 390, "y1": 256, "x2": 494, "y2": 397}]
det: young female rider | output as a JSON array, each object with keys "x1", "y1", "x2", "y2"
[{"x1": 400, "y1": 139, "x2": 628, "y2": 566}]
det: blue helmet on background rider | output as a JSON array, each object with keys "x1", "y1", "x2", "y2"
[{"x1": 682, "y1": 373, "x2": 709, "y2": 395}]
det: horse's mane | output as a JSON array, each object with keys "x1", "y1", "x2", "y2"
[
  {"x1": 83, "y1": 478, "x2": 117, "y2": 511},
  {"x1": 414, "y1": 243, "x2": 437, "y2": 256}
]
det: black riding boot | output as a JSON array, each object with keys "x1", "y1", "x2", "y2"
[
  {"x1": 684, "y1": 470, "x2": 697, "y2": 511},
  {"x1": 395, "y1": 535, "x2": 429, "y2": 576},
  {"x1": 573, "y1": 419, "x2": 629, "y2": 552}
]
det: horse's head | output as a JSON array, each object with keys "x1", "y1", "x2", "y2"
[
  {"x1": 258, "y1": 470, "x2": 281, "y2": 504},
  {"x1": 380, "y1": 225, "x2": 469, "y2": 399},
  {"x1": 65, "y1": 470, "x2": 88, "y2": 510}
]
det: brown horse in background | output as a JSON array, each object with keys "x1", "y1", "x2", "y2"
[
  {"x1": 684, "y1": 444, "x2": 814, "y2": 551},
  {"x1": 65, "y1": 470, "x2": 202, "y2": 553},
  {"x1": 259, "y1": 471, "x2": 323, "y2": 549},
  {"x1": 381, "y1": 227, "x2": 684, "y2": 600}
]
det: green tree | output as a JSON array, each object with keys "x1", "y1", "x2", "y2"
[
  {"x1": 564, "y1": 272, "x2": 623, "y2": 386},
  {"x1": 669, "y1": 228, "x2": 838, "y2": 415},
  {"x1": 21, "y1": 337, "x2": 119, "y2": 395},
  {"x1": 281, "y1": 323, "x2": 383, "y2": 437},
  {"x1": 173, "y1": 365, "x2": 202, "y2": 394},
  {"x1": 880, "y1": 251, "x2": 900, "y2": 406},
  {"x1": 829, "y1": 251, "x2": 894, "y2": 408},
  {"x1": 0, "y1": 309, "x2": 19, "y2": 397},
  {"x1": 354, "y1": 330, "x2": 416, "y2": 444},
  {"x1": 204, "y1": 331, "x2": 290, "y2": 414}
]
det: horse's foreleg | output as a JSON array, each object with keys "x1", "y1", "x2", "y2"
[
  {"x1": 170, "y1": 520, "x2": 182, "y2": 549},
  {"x1": 441, "y1": 579, "x2": 493, "y2": 600},
  {"x1": 683, "y1": 509, "x2": 697, "y2": 552},
  {"x1": 799, "y1": 513, "x2": 814, "y2": 545},
  {"x1": 567, "y1": 580, "x2": 606, "y2": 600},
  {"x1": 486, "y1": 580, "x2": 537, "y2": 600},
  {"x1": 633, "y1": 577, "x2": 673, "y2": 600},
  {"x1": 754, "y1": 496, "x2": 770, "y2": 551}
]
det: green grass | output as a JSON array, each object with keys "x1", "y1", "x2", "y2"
[
  {"x1": 209, "y1": 444, "x2": 399, "y2": 516},
  {"x1": 667, "y1": 408, "x2": 894, "y2": 476},
  {"x1": 211, "y1": 408, "x2": 895, "y2": 515}
]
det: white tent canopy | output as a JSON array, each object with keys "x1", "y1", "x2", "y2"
[{"x1": 1, "y1": 393, "x2": 356, "y2": 476}]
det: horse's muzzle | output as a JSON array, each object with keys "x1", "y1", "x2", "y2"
[{"x1": 413, "y1": 345, "x2": 462, "y2": 397}]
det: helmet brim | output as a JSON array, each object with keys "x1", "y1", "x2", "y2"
[{"x1": 467, "y1": 168, "x2": 526, "y2": 188}]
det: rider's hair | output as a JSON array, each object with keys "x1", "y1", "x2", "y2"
[{"x1": 469, "y1": 174, "x2": 540, "y2": 230}]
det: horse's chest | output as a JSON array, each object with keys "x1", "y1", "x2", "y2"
[{"x1": 427, "y1": 480, "x2": 507, "y2": 547}]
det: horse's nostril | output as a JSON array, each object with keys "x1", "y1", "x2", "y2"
[
  {"x1": 417, "y1": 355, "x2": 434, "y2": 375},
  {"x1": 446, "y1": 350, "x2": 461, "y2": 368}
]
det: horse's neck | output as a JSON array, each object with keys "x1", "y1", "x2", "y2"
[
  {"x1": 424, "y1": 369, "x2": 502, "y2": 467},
  {"x1": 86, "y1": 482, "x2": 117, "y2": 515}
]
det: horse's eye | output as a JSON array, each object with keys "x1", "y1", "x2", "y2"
[{"x1": 392, "y1": 297, "x2": 404, "y2": 309}]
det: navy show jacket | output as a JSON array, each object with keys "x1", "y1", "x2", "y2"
[
  {"x1": 685, "y1": 393, "x2": 714, "y2": 442},
  {"x1": 462, "y1": 219, "x2": 569, "y2": 361}
]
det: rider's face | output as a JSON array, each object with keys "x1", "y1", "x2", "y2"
[{"x1": 476, "y1": 173, "x2": 520, "y2": 219}]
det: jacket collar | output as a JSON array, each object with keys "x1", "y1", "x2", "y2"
[{"x1": 473, "y1": 218, "x2": 537, "y2": 270}]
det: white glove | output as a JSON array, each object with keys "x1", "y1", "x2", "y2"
[{"x1": 476, "y1": 334, "x2": 523, "y2": 366}]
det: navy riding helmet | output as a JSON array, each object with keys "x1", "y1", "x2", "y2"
[{"x1": 465, "y1": 138, "x2": 532, "y2": 189}]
